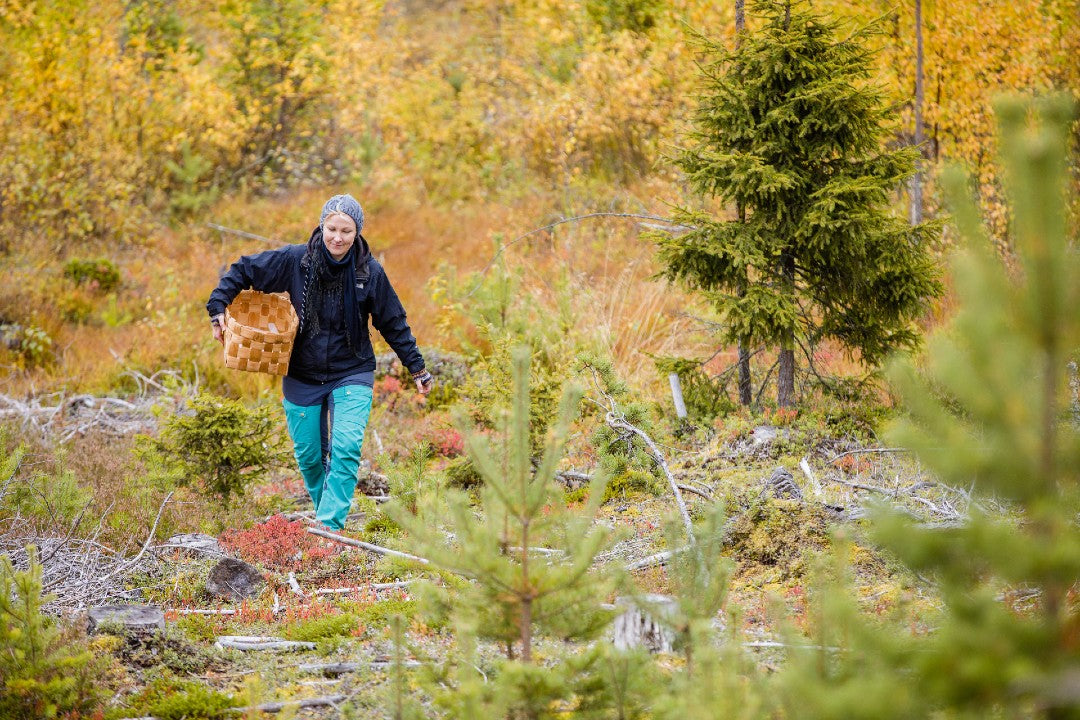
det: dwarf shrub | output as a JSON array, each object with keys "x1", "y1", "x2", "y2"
[{"x1": 62, "y1": 257, "x2": 121, "y2": 293}]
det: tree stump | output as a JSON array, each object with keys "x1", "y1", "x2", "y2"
[
  {"x1": 206, "y1": 558, "x2": 264, "y2": 601},
  {"x1": 761, "y1": 466, "x2": 802, "y2": 500},
  {"x1": 87, "y1": 605, "x2": 165, "y2": 634},
  {"x1": 611, "y1": 594, "x2": 677, "y2": 654}
]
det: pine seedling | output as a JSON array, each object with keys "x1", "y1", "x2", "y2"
[
  {"x1": 878, "y1": 93, "x2": 1080, "y2": 717},
  {"x1": 0, "y1": 548, "x2": 109, "y2": 719},
  {"x1": 648, "y1": 507, "x2": 767, "y2": 720},
  {"x1": 773, "y1": 95, "x2": 1080, "y2": 719},
  {"x1": 387, "y1": 346, "x2": 621, "y2": 717}
]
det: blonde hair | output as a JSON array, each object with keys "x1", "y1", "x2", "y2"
[{"x1": 321, "y1": 211, "x2": 356, "y2": 229}]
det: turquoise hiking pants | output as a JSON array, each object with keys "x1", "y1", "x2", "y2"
[{"x1": 282, "y1": 385, "x2": 373, "y2": 530}]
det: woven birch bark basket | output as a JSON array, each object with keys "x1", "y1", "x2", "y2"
[{"x1": 223, "y1": 290, "x2": 299, "y2": 376}]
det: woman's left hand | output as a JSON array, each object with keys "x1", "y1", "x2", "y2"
[{"x1": 413, "y1": 369, "x2": 434, "y2": 396}]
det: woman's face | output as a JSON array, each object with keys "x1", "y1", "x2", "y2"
[{"x1": 322, "y1": 212, "x2": 356, "y2": 261}]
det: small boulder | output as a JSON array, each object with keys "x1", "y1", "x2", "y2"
[
  {"x1": 162, "y1": 533, "x2": 223, "y2": 558},
  {"x1": 87, "y1": 604, "x2": 165, "y2": 635},
  {"x1": 206, "y1": 558, "x2": 264, "y2": 601}
]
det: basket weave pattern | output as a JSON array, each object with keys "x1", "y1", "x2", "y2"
[{"x1": 223, "y1": 290, "x2": 299, "y2": 376}]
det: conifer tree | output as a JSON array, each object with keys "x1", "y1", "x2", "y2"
[
  {"x1": 657, "y1": 0, "x2": 941, "y2": 407},
  {"x1": 387, "y1": 346, "x2": 619, "y2": 719},
  {"x1": 775, "y1": 95, "x2": 1080, "y2": 718}
]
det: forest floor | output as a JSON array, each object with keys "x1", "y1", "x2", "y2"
[{"x1": 14, "y1": 371, "x2": 957, "y2": 720}]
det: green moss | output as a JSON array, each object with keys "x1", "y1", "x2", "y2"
[
  {"x1": 602, "y1": 469, "x2": 660, "y2": 502},
  {"x1": 445, "y1": 455, "x2": 483, "y2": 489},
  {"x1": 145, "y1": 684, "x2": 237, "y2": 720},
  {"x1": 364, "y1": 512, "x2": 403, "y2": 536},
  {"x1": 284, "y1": 612, "x2": 360, "y2": 641},
  {"x1": 726, "y1": 498, "x2": 830, "y2": 579}
]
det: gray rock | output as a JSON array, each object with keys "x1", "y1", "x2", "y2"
[
  {"x1": 87, "y1": 604, "x2": 165, "y2": 634},
  {"x1": 161, "y1": 533, "x2": 223, "y2": 558},
  {"x1": 206, "y1": 558, "x2": 265, "y2": 601}
]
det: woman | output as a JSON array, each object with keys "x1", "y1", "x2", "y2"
[{"x1": 207, "y1": 194, "x2": 432, "y2": 530}]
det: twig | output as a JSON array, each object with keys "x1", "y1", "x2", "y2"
[
  {"x1": 306, "y1": 527, "x2": 430, "y2": 565},
  {"x1": 606, "y1": 415, "x2": 694, "y2": 540},
  {"x1": 466, "y1": 213, "x2": 693, "y2": 297},
  {"x1": 99, "y1": 491, "x2": 173, "y2": 583},
  {"x1": 206, "y1": 222, "x2": 279, "y2": 245},
  {"x1": 827, "y1": 447, "x2": 910, "y2": 464}
]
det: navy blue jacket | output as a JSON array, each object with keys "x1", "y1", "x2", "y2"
[{"x1": 207, "y1": 233, "x2": 424, "y2": 384}]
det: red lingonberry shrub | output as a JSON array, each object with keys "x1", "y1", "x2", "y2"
[
  {"x1": 430, "y1": 427, "x2": 464, "y2": 457},
  {"x1": 219, "y1": 515, "x2": 321, "y2": 571}
]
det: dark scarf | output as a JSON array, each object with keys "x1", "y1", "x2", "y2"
[{"x1": 301, "y1": 231, "x2": 362, "y2": 357}]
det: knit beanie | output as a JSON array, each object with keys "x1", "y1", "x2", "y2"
[{"x1": 320, "y1": 194, "x2": 364, "y2": 233}]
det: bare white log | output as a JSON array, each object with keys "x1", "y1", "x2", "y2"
[
  {"x1": 215, "y1": 635, "x2": 316, "y2": 651},
  {"x1": 306, "y1": 527, "x2": 430, "y2": 565},
  {"x1": 313, "y1": 580, "x2": 415, "y2": 595}
]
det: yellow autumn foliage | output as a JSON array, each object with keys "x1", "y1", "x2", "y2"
[{"x1": 0, "y1": 0, "x2": 1075, "y2": 252}]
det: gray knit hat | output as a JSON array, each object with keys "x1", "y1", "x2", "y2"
[{"x1": 320, "y1": 194, "x2": 364, "y2": 232}]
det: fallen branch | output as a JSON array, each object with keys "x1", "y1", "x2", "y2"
[
  {"x1": 299, "y1": 660, "x2": 421, "y2": 675},
  {"x1": 306, "y1": 527, "x2": 430, "y2": 565},
  {"x1": 605, "y1": 414, "x2": 694, "y2": 540},
  {"x1": 98, "y1": 491, "x2": 173, "y2": 584},
  {"x1": 676, "y1": 484, "x2": 713, "y2": 501},
  {"x1": 626, "y1": 547, "x2": 690, "y2": 572},
  {"x1": 232, "y1": 695, "x2": 346, "y2": 714}
]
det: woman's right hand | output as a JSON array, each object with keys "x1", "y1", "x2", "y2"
[{"x1": 211, "y1": 314, "x2": 225, "y2": 345}]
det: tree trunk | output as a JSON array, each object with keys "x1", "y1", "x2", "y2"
[
  {"x1": 735, "y1": 1, "x2": 751, "y2": 406},
  {"x1": 777, "y1": 253, "x2": 796, "y2": 407},
  {"x1": 909, "y1": 0, "x2": 925, "y2": 226},
  {"x1": 738, "y1": 342, "x2": 752, "y2": 406},
  {"x1": 736, "y1": 201, "x2": 752, "y2": 406}
]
